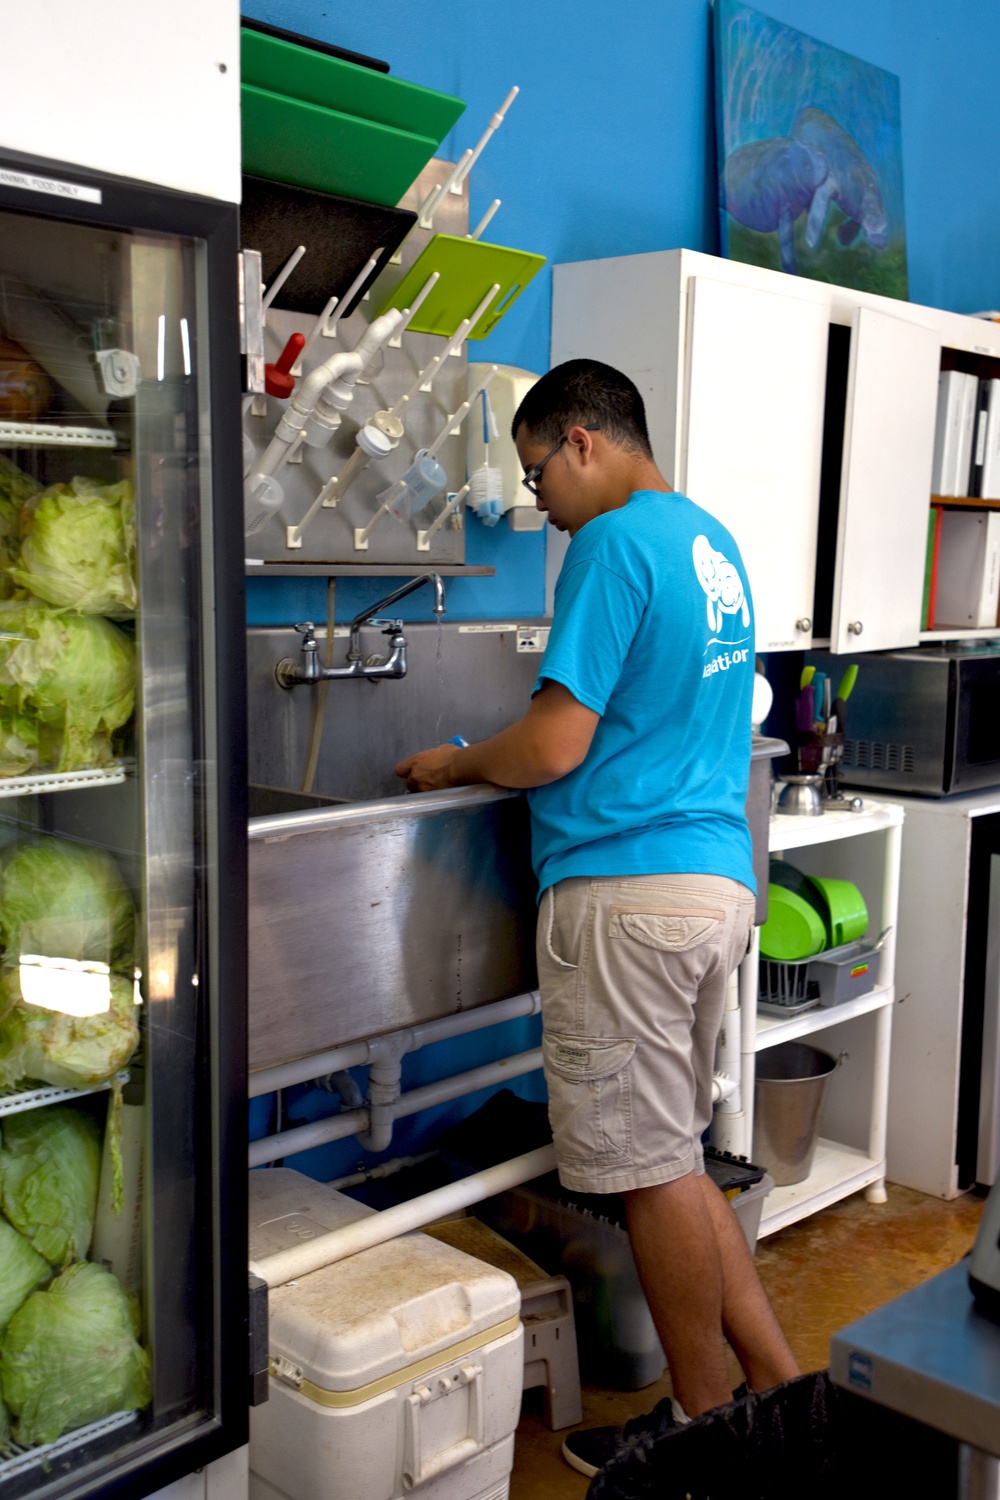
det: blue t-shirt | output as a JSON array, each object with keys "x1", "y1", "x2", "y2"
[{"x1": 528, "y1": 489, "x2": 756, "y2": 897}]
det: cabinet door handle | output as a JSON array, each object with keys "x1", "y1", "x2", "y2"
[
  {"x1": 795, "y1": 617, "x2": 812, "y2": 632},
  {"x1": 847, "y1": 621, "x2": 864, "y2": 636}
]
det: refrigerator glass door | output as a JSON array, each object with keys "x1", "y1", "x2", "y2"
[{"x1": 0, "y1": 187, "x2": 245, "y2": 1500}]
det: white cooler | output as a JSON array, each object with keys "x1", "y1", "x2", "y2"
[{"x1": 248, "y1": 1170, "x2": 523, "y2": 1500}]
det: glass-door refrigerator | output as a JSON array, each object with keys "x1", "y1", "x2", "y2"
[{"x1": 0, "y1": 147, "x2": 247, "y2": 1500}]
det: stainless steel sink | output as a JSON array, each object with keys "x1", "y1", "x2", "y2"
[
  {"x1": 248, "y1": 785, "x2": 537, "y2": 1071},
  {"x1": 245, "y1": 622, "x2": 786, "y2": 1072}
]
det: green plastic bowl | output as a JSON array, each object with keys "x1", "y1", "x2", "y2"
[
  {"x1": 759, "y1": 885, "x2": 828, "y2": 961},
  {"x1": 770, "y1": 859, "x2": 826, "y2": 914},
  {"x1": 805, "y1": 875, "x2": 868, "y2": 949}
]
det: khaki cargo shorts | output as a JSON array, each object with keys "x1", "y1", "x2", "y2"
[{"x1": 536, "y1": 873, "x2": 756, "y2": 1194}]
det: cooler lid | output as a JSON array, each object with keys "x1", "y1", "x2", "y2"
[
  {"x1": 248, "y1": 1167, "x2": 376, "y2": 1259},
  {"x1": 266, "y1": 1227, "x2": 521, "y2": 1396}
]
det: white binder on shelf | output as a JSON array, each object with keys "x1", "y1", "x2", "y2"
[
  {"x1": 935, "y1": 508, "x2": 1000, "y2": 628},
  {"x1": 981, "y1": 378, "x2": 1000, "y2": 501}
]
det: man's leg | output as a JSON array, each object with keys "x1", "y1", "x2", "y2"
[{"x1": 625, "y1": 1170, "x2": 799, "y2": 1417}]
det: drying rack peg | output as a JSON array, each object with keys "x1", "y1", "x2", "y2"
[{"x1": 262, "y1": 244, "x2": 306, "y2": 318}]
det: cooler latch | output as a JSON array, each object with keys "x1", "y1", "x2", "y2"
[{"x1": 269, "y1": 1354, "x2": 305, "y2": 1391}]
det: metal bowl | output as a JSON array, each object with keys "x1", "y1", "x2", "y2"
[{"x1": 776, "y1": 774, "x2": 824, "y2": 817}]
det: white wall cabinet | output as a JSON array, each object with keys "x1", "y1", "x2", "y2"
[
  {"x1": 683, "y1": 276, "x2": 827, "y2": 652},
  {"x1": 711, "y1": 799, "x2": 903, "y2": 1236},
  {"x1": 831, "y1": 308, "x2": 940, "y2": 653},
  {"x1": 551, "y1": 249, "x2": 1000, "y2": 654}
]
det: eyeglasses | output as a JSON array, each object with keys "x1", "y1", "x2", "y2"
[{"x1": 520, "y1": 425, "x2": 600, "y2": 496}]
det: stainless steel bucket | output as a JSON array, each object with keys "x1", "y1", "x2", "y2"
[{"x1": 753, "y1": 1042, "x2": 838, "y2": 1186}]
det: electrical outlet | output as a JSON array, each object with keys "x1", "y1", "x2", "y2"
[{"x1": 516, "y1": 627, "x2": 550, "y2": 653}]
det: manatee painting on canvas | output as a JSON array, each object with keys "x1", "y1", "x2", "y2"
[{"x1": 713, "y1": 1, "x2": 908, "y2": 298}]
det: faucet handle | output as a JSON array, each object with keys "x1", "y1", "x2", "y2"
[
  {"x1": 293, "y1": 621, "x2": 316, "y2": 641},
  {"x1": 366, "y1": 617, "x2": 403, "y2": 636}
]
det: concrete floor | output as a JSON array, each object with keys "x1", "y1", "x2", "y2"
[{"x1": 508, "y1": 1183, "x2": 986, "y2": 1499}]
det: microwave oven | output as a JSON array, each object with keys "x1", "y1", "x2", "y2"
[{"x1": 806, "y1": 645, "x2": 1000, "y2": 796}]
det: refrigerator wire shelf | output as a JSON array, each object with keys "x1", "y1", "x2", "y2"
[
  {"x1": 0, "y1": 1410, "x2": 137, "y2": 1483},
  {"x1": 0, "y1": 1071, "x2": 129, "y2": 1120},
  {"x1": 0, "y1": 421, "x2": 116, "y2": 448},
  {"x1": 0, "y1": 761, "x2": 133, "y2": 798}
]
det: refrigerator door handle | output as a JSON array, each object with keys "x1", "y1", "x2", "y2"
[{"x1": 240, "y1": 248, "x2": 266, "y2": 395}]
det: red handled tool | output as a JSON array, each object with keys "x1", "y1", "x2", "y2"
[{"x1": 264, "y1": 332, "x2": 306, "y2": 399}]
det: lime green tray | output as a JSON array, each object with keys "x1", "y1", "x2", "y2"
[
  {"x1": 377, "y1": 235, "x2": 546, "y2": 340},
  {"x1": 241, "y1": 29, "x2": 465, "y2": 144},
  {"x1": 241, "y1": 84, "x2": 439, "y2": 208}
]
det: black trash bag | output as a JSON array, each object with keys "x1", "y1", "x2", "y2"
[{"x1": 586, "y1": 1371, "x2": 958, "y2": 1500}]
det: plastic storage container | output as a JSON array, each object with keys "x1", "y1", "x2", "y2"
[
  {"x1": 249, "y1": 1169, "x2": 523, "y2": 1500},
  {"x1": 478, "y1": 1160, "x2": 772, "y2": 1391}
]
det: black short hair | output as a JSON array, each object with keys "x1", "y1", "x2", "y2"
[{"x1": 511, "y1": 358, "x2": 653, "y2": 458}]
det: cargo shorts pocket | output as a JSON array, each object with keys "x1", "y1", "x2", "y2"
[
  {"x1": 542, "y1": 1032, "x2": 636, "y2": 1163},
  {"x1": 609, "y1": 907, "x2": 725, "y2": 953},
  {"x1": 540, "y1": 885, "x2": 579, "y2": 971}
]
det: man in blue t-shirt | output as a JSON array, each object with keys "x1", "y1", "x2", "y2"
[{"x1": 397, "y1": 360, "x2": 797, "y2": 1477}]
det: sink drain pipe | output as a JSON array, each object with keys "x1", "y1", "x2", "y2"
[
  {"x1": 248, "y1": 1046, "x2": 543, "y2": 1168},
  {"x1": 248, "y1": 983, "x2": 737, "y2": 1167},
  {"x1": 249, "y1": 988, "x2": 542, "y2": 1099}
]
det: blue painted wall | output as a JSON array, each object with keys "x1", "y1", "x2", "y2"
[
  {"x1": 245, "y1": 0, "x2": 1000, "y2": 1180},
  {"x1": 245, "y1": 0, "x2": 1000, "y2": 627}
]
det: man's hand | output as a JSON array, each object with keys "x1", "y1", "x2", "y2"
[
  {"x1": 395, "y1": 744, "x2": 460, "y2": 792},
  {"x1": 395, "y1": 682, "x2": 599, "y2": 793}
]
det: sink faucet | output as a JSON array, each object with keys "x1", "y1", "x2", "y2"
[{"x1": 275, "y1": 572, "x2": 446, "y2": 687}]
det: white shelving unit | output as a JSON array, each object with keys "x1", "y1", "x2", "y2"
[{"x1": 720, "y1": 798, "x2": 904, "y2": 1238}]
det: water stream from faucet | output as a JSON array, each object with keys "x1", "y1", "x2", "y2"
[{"x1": 434, "y1": 616, "x2": 444, "y2": 742}]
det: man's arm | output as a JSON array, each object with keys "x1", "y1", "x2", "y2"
[{"x1": 395, "y1": 680, "x2": 599, "y2": 792}]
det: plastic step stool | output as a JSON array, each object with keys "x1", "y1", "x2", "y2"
[
  {"x1": 423, "y1": 1217, "x2": 582, "y2": 1430},
  {"x1": 520, "y1": 1275, "x2": 583, "y2": 1430}
]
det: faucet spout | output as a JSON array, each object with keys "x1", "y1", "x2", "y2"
[
  {"x1": 274, "y1": 574, "x2": 445, "y2": 689},
  {"x1": 347, "y1": 572, "x2": 446, "y2": 638}
]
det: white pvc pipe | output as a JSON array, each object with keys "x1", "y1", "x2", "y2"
[
  {"x1": 250, "y1": 1145, "x2": 557, "y2": 1288},
  {"x1": 284, "y1": 310, "x2": 407, "y2": 544},
  {"x1": 248, "y1": 989, "x2": 541, "y2": 1098},
  {"x1": 327, "y1": 1152, "x2": 435, "y2": 1192},
  {"x1": 254, "y1": 350, "x2": 362, "y2": 479},
  {"x1": 247, "y1": 1045, "x2": 544, "y2": 1167},
  {"x1": 396, "y1": 1048, "x2": 542, "y2": 1118}
]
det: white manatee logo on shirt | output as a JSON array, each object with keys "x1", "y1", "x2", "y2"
[{"x1": 692, "y1": 534, "x2": 750, "y2": 632}]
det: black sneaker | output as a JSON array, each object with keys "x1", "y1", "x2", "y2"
[
  {"x1": 561, "y1": 1399, "x2": 682, "y2": 1479},
  {"x1": 560, "y1": 1386, "x2": 749, "y2": 1479}
]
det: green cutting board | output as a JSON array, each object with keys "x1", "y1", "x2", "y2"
[
  {"x1": 377, "y1": 235, "x2": 546, "y2": 340},
  {"x1": 241, "y1": 29, "x2": 465, "y2": 144},
  {"x1": 241, "y1": 84, "x2": 438, "y2": 208}
]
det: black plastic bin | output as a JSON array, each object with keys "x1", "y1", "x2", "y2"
[{"x1": 586, "y1": 1371, "x2": 959, "y2": 1500}]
